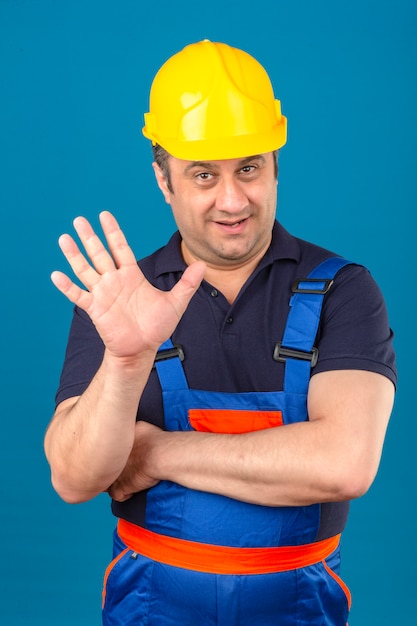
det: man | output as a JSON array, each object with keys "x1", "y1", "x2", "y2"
[{"x1": 45, "y1": 41, "x2": 396, "y2": 625}]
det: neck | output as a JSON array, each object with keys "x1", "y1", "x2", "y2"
[
  {"x1": 207, "y1": 262, "x2": 261, "y2": 304},
  {"x1": 181, "y1": 237, "x2": 271, "y2": 305}
]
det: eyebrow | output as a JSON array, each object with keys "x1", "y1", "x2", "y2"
[{"x1": 183, "y1": 154, "x2": 266, "y2": 174}]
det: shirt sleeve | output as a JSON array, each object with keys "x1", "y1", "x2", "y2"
[
  {"x1": 313, "y1": 264, "x2": 397, "y2": 386},
  {"x1": 54, "y1": 306, "x2": 105, "y2": 406}
]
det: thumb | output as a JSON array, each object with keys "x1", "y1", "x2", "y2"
[{"x1": 170, "y1": 261, "x2": 206, "y2": 314}]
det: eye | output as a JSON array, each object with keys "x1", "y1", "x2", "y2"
[
  {"x1": 193, "y1": 171, "x2": 217, "y2": 187},
  {"x1": 239, "y1": 164, "x2": 258, "y2": 178},
  {"x1": 196, "y1": 171, "x2": 213, "y2": 181}
]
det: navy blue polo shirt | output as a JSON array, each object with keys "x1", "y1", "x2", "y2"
[{"x1": 55, "y1": 220, "x2": 397, "y2": 539}]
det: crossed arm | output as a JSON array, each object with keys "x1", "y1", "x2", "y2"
[
  {"x1": 106, "y1": 368, "x2": 393, "y2": 507},
  {"x1": 44, "y1": 212, "x2": 394, "y2": 506}
]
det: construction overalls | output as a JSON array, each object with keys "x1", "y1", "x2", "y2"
[{"x1": 102, "y1": 258, "x2": 352, "y2": 626}]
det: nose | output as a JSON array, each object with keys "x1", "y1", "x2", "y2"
[{"x1": 214, "y1": 177, "x2": 248, "y2": 214}]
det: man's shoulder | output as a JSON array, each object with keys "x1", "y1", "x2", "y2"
[{"x1": 271, "y1": 221, "x2": 354, "y2": 275}]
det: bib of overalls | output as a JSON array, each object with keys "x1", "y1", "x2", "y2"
[{"x1": 146, "y1": 258, "x2": 351, "y2": 549}]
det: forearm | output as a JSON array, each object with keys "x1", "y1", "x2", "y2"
[
  {"x1": 142, "y1": 371, "x2": 393, "y2": 507},
  {"x1": 44, "y1": 349, "x2": 155, "y2": 503},
  {"x1": 150, "y1": 422, "x2": 357, "y2": 507}
]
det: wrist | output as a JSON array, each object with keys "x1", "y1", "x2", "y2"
[{"x1": 103, "y1": 347, "x2": 157, "y2": 373}]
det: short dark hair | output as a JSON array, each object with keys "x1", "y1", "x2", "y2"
[
  {"x1": 152, "y1": 144, "x2": 173, "y2": 192},
  {"x1": 151, "y1": 144, "x2": 279, "y2": 193}
]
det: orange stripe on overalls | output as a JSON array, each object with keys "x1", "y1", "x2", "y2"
[{"x1": 118, "y1": 519, "x2": 341, "y2": 576}]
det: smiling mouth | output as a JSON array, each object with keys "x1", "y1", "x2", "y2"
[{"x1": 216, "y1": 218, "x2": 248, "y2": 228}]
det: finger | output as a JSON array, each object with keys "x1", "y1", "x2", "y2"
[
  {"x1": 112, "y1": 491, "x2": 134, "y2": 502},
  {"x1": 99, "y1": 211, "x2": 138, "y2": 268},
  {"x1": 107, "y1": 481, "x2": 133, "y2": 502},
  {"x1": 57, "y1": 233, "x2": 102, "y2": 290},
  {"x1": 73, "y1": 216, "x2": 118, "y2": 274},
  {"x1": 51, "y1": 270, "x2": 93, "y2": 310}
]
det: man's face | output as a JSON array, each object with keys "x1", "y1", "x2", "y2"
[{"x1": 153, "y1": 152, "x2": 278, "y2": 270}]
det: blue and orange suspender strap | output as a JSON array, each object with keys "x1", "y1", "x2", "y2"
[
  {"x1": 155, "y1": 256, "x2": 352, "y2": 392},
  {"x1": 274, "y1": 256, "x2": 352, "y2": 394}
]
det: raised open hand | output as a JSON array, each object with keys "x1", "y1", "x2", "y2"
[{"x1": 51, "y1": 211, "x2": 206, "y2": 360}]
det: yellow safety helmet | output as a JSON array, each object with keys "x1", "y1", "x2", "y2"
[{"x1": 142, "y1": 40, "x2": 287, "y2": 161}]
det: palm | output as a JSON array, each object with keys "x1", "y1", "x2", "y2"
[{"x1": 51, "y1": 212, "x2": 205, "y2": 358}]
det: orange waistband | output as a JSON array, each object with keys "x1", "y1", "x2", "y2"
[{"x1": 117, "y1": 519, "x2": 340, "y2": 575}]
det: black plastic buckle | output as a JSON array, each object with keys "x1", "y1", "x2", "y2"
[
  {"x1": 292, "y1": 278, "x2": 334, "y2": 295},
  {"x1": 154, "y1": 344, "x2": 184, "y2": 365},
  {"x1": 273, "y1": 342, "x2": 319, "y2": 368}
]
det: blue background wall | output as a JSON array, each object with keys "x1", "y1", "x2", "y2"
[{"x1": 0, "y1": 1, "x2": 415, "y2": 624}]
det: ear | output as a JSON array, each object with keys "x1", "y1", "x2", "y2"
[{"x1": 152, "y1": 162, "x2": 171, "y2": 205}]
